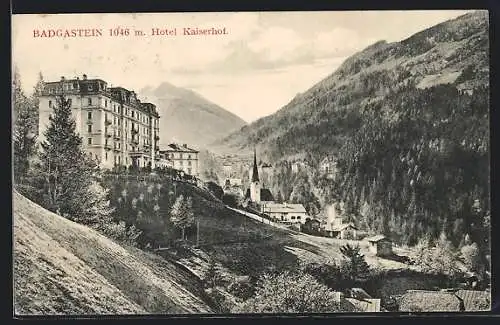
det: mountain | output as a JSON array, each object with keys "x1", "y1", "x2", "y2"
[
  {"x1": 214, "y1": 11, "x2": 489, "y2": 162},
  {"x1": 140, "y1": 82, "x2": 246, "y2": 150},
  {"x1": 13, "y1": 191, "x2": 212, "y2": 315}
]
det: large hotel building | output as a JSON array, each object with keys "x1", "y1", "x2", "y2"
[{"x1": 38, "y1": 74, "x2": 169, "y2": 170}]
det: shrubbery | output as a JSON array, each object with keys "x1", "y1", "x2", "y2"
[{"x1": 233, "y1": 271, "x2": 350, "y2": 313}]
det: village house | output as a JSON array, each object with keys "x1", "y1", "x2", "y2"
[
  {"x1": 325, "y1": 223, "x2": 359, "y2": 240},
  {"x1": 261, "y1": 202, "x2": 309, "y2": 224},
  {"x1": 223, "y1": 179, "x2": 244, "y2": 197},
  {"x1": 222, "y1": 163, "x2": 233, "y2": 178},
  {"x1": 301, "y1": 218, "x2": 321, "y2": 233},
  {"x1": 319, "y1": 156, "x2": 338, "y2": 179},
  {"x1": 38, "y1": 74, "x2": 161, "y2": 170},
  {"x1": 160, "y1": 143, "x2": 199, "y2": 177},
  {"x1": 364, "y1": 235, "x2": 393, "y2": 257},
  {"x1": 322, "y1": 203, "x2": 357, "y2": 239}
]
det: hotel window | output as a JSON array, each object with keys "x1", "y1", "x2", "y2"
[
  {"x1": 188, "y1": 168, "x2": 191, "y2": 175},
  {"x1": 87, "y1": 124, "x2": 92, "y2": 133},
  {"x1": 131, "y1": 111, "x2": 134, "y2": 118},
  {"x1": 49, "y1": 100, "x2": 53, "y2": 108},
  {"x1": 88, "y1": 97, "x2": 92, "y2": 106},
  {"x1": 180, "y1": 153, "x2": 183, "y2": 159},
  {"x1": 105, "y1": 152, "x2": 108, "y2": 161},
  {"x1": 87, "y1": 111, "x2": 92, "y2": 120},
  {"x1": 88, "y1": 138, "x2": 92, "y2": 145},
  {"x1": 105, "y1": 100, "x2": 108, "y2": 108},
  {"x1": 188, "y1": 154, "x2": 191, "y2": 159},
  {"x1": 188, "y1": 161, "x2": 192, "y2": 166}
]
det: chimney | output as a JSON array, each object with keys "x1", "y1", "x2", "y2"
[
  {"x1": 183, "y1": 144, "x2": 187, "y2": 148},
  {"x1": 83, "y1": 74, "x2": 87, "y2": 80},
  {"x1": 76, "y1": 77, "x2": 79, "y2": 80},
  {"x1": 61, "y1": 76, "x2": 65, "y2": 81}
]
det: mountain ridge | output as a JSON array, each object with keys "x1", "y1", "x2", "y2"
[
  {"x1": 214, "y1": 10, "x2": 488, "y2": 161},
  {"x1": 140, "y1": 82, "x2": 247, "y2": 150}
]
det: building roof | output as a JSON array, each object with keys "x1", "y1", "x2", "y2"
[
  {"x1": 345, "y1": 298, "x2": 381, "y2": 312},
  {"x1": 365, "y1": 235, "x2": 390, "y2": 243},
  {"x1": 350, "y1": 288, "x2": 373, "y2": 300},
  {"x1": 398, "y1": 290, "x2": 462, "y2": 312},
  {"x1": 455, "y1": 290, "x2": 490, "y2": 311},
  {"x1": 163, "y1": 143, "x2": 199, "y2": 153},
  {"x1": 261, "y1": 203, "x2": 307, "y2": 214},
  {"x1": 333, "y1": 223, "x2": 358, "y2": 232}
]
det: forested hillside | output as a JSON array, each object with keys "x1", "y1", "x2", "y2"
[
  {"x1": 215, "y1": 11, "x2": 488, "y2": 163},
  {"x1": 214, "y1": 11, "x2": 490, "y2": 254}
]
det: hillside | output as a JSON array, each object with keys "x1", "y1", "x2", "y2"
[
  {"x1": 140, "y1": 82, "x2": 246, "y2": 150},
  {"x1": 13, "y1": 191, "x2": 213, "y2": 315},
  {"x1": 214, "y1": 11, "x2": 488, "y2": 162}
]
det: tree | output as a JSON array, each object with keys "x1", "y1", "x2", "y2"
[
  {"x1": 233, "y1": 271, "x2": 353, "y2": 313},
  {"x1": 170, "y1": 194, "x2": 195, "y2": 240},
  {"x1": 13, "y1": 68, "x2": 38, "y2": 183},
  {"x1": 206, "y1": 181, "x2": 223, "y2": 200},
  {"x1": 203, "y1": 258, "x2": 221, "y2": 289},
  {"x1": 460, "y1": 242, "x2": 482, "y2": 275},
  {"x1": 222, "y1": 193, "x2": 238, "y2": 207},
  {"x1": 35, "y1": 94, "x2": 113, "y2": 224},
  {"x1": 339, "y1": 244, "x2": 370, "y2": 284}
]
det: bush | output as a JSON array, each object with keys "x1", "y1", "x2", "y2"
[
  {"x1": 460, "y1": 242, "x2": 482, "y2": 274},
  {"x1": 233, "y1": 271, "x2": 349, "y2": 313},
  {"x1": 222, "y1": 193, "x2": 238, "y2": 207},
  {"x1": 227, "y1": 279, "x2": 255, "y2": 300},
  {"x1": 93, "y1": 221, "x2": 141, "y2": 247},
  {"x1": 411, "y1": 233, "x2": 462, "y2": 280}
]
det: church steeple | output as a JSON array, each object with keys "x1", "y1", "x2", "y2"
[{"x1": 251, "y1": 148, "x2": 260, "y2": 182}]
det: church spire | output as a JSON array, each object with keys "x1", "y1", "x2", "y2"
[{"x1": 251, "y1": 148, "x2": 260, "y2": 182}]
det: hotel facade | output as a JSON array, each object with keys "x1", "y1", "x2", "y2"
[
  {"x1": 160, "y1": 143, "x2": 199, "y2": 177},
  {"x1": 38, "y1": 74, "x2": 166, "y2": 169}
]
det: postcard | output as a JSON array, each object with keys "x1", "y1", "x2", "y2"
[{"x1": 11, "y1": 10, "x2": 491, "y2": 315}]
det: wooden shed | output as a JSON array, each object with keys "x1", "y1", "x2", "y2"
[{"x1": 365, "y1": 235, "x2": 393, "y2": 257}]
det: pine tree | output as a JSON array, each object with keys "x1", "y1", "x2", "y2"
[
  {"x1": 339, "y1": 244, "x2": 370, "y2": 284},
  {"x1": 170, "y1": 195, "x2": 195, "y2": 240},
  {"x1": 30, "y1": 71, "x2": 45, "y2": 135},
  {"x1": 13, "y1": 68, "x2": 38, "y2": 183},
  {"x1": 36, "y1": 94, "x2": 112, "y2": 223}
]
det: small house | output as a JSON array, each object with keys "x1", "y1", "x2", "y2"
[
  {"x1": 261, "y1": 202, "x2": 308, "y2": 224},
  {"x1": 325, "y1": 223, "x2": 358, "y2": 240},
  {"x1": 301, "y1": 218, "x2": 321, "y2": 234},
  {"x1": 319, "y1": 156, "x2": 338, "y2": 179},
  {"x1": 345, "y1": 298, "x2": 382, "y2": 312},
  {"x1": 365, "y1": 235, "x2": 393, "y2": 257}
]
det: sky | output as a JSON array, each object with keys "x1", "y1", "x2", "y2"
[{"x1": 12, "y1": 10, "x2": 472, "y2": 123}]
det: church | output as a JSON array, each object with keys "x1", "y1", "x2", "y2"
[{"x1": 244, "y1": 149, "x2": 274, "y2": 203}]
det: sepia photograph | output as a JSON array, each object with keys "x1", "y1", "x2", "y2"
[{"x1": 11, "y1": 10, "x2": 491, "y2": 315}]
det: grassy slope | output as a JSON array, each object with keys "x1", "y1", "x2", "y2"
[{"x1": 13, "y1": 191, "x2": 213, "y2": 315}]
